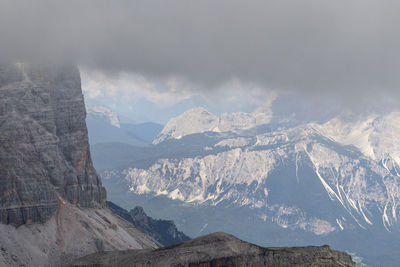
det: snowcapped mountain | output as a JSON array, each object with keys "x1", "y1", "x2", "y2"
[{"x1": 94, "y1": 106, "x2": 400, "y2": 266}]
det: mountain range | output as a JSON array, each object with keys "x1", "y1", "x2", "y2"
[
  {"x1": 0, "y1": 62, "x2": 357, "y2": 267},
  {"x1": 93, "y1": 103, "x2": 400, "y2": 266}
]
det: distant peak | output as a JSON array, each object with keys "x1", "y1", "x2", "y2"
[
  {"x1": 183, "y1": 107, "x2": 214, "y2": 115},
  {"x1": 87, "y1": 105, "x2": 121, "y2": 128},
  {"x1": 131, "y1": 206, "x2": 147, "y2": 218},
  {"x1": 153, "y1": 105, "x2": 272, "y2": 144},
  {"x1": 153, "y1": 107, "x2": 219, "y2": 144}
]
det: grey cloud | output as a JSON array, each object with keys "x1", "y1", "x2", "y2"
[{"x1": 1, "y1": 0, "x2": 400, "y2": 100}]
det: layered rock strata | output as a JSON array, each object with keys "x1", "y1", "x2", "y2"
[{"x1": 0, "y1": 62, "x2": 106, "y2": 226}]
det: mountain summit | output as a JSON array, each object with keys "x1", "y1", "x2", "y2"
[{"x1": 153, "y1": 106, "x2": 272, "y2": 144}]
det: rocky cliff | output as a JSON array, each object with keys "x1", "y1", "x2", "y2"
[
  {"x1": 66, "y1": 232, "x2": 355, "y2": 267},
  {"x1": 0, "y1": 62, "x2": 160, "y2": 267},
  {"x1": 0, "y1": 62, "x2": 106, "y2": 226}
]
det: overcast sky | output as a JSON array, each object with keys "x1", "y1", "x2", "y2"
[{"x1": 1, "y1": 0, "x2": 400, "y2": 107}]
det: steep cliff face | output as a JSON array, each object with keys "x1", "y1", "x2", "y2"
[
  {"x1": 0, "y1": 62, "x2": 106, "y2": 226},
  {"x1": 0, "y1": 63, "x2": 159, "y2": 267},
  {"x1": 67, "y1": 232, "x2": 355, "y2": 267}
]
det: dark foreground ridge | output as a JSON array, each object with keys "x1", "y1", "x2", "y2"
[
  {"x1": 66, "y1": 232, "x2": 355, "y2": 267},
  {"x1": 107, "y1": 201, "x2": 191, "y2": 246}
]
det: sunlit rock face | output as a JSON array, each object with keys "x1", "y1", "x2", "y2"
[{"x1": 0, "y1": 62, "x2": 106, "y2": 226}]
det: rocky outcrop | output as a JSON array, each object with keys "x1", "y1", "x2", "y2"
[
  {"x1": 107, "y1": 201, "x2": 190, "y2": 246},
  {"x1": 0, "y1": 62, "x2": 106, "y2": 226},
  {"x1": 66, "y1": 232, "x2": 355, "y2": 267}
]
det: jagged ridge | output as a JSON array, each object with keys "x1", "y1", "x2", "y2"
[{"x1": 107, "y1": 201, "x2": 190, "y2": 246}]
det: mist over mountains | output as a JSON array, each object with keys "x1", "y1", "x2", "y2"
[
  {"x1": 3, "y1": 1, "x2": 400, "y2": 109},
  {"x1": 1, "y1": 1, "x2": 399, "y2": 266}
]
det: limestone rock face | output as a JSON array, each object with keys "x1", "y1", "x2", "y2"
[
  {"x1": 66, "y1": 232, "x2": 355, "y2": 267},
  {"x1": 0, "y1": 62, "x2": 106, "y2": 226}
]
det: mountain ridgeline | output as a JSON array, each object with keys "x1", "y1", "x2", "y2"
[{"x1": 107, "y1": 201, "x2": 190, "y2": 246}]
